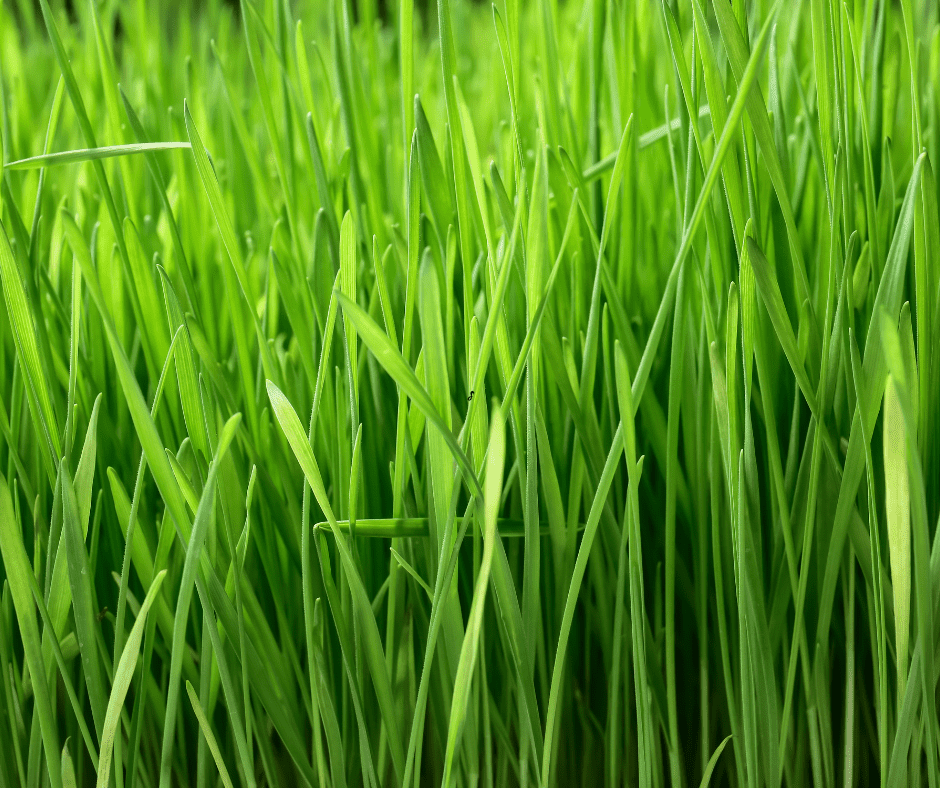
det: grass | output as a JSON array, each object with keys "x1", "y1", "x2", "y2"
[{"x1": 0, "y1": 0, "x2": 938, "y2": 784}]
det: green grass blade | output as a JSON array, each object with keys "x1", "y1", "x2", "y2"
[
  {"x1": 442, "y1": 406, "x2": 505, "y2": 788},
  {"x1": 158, "y1": 414, "x2": 240, "y2": 788},
  {"x1": 5, "y1": 143, "x2": 190, "y2": 170},
  {"x1": 266, "y1": 381, "x2": 406, "y2": 783},
  {"x1": 0, "y1": 473, "x2": 62, "y2": 788},
  {"x1": 185, "y1": 681, "x2": 235, "y2": 788},
  {"x1": 97, "y1": 571, "x2": 167, "y2": 788}
]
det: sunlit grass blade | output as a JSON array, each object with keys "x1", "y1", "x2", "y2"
[{"x1": 5, "y1": 143, "x2": 191, "y2": 170}]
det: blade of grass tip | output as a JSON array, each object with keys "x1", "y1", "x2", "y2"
[
  {"x1": 390, "y1": 548, "x2": 433, "y2": 598},
  {"x1": 442, "y1": 405, "x2": 505, "y2": 788},
  {"x1": 97, "y1": 570, "x2": 167, "y2": 788},
  {"x1": 165, "y1": 449, "x2": 199, "y2": 513},
  {"x1": 61, "y1": 741, "x2": 76, "y2": 788},
  {"x1": 159, "y1": 414, "x2": 240, "y2": 788},
  {"x1": 266, "y1": 381, "x2": 406, "y2": 783},
  {"x1": 185, "y1": 681, "x2": 235, "y2": 788},
  {"x1": 5, "y1": 143, "x2": 192, "y2": 170},
  {"x1": 0, "y1": 474, "x2": 62, "y2": 788},
  {"x1": 699, "y1": 736, "x2": 733, "y2": 788}
]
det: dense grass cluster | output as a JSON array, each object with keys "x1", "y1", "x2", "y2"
[{"x1": 0, "y1": 0, "x2": 939, "y2": 785}]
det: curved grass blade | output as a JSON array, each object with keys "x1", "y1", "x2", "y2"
[
  {"x1": 389, "y1": 548, "x2": 433, "y2": 599},
  {"x1": 5, "y1": 142, "x2": 190, "y2": 170},
  {"x1": 699, "y1": 735, "x2": 733, "y2": 788},
  {"x1": 97, "y1": 570, "x2": 167, "y2": 788},
  {"x1": 185, "y1": 681, "x2": 235, "y2": 788}
]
